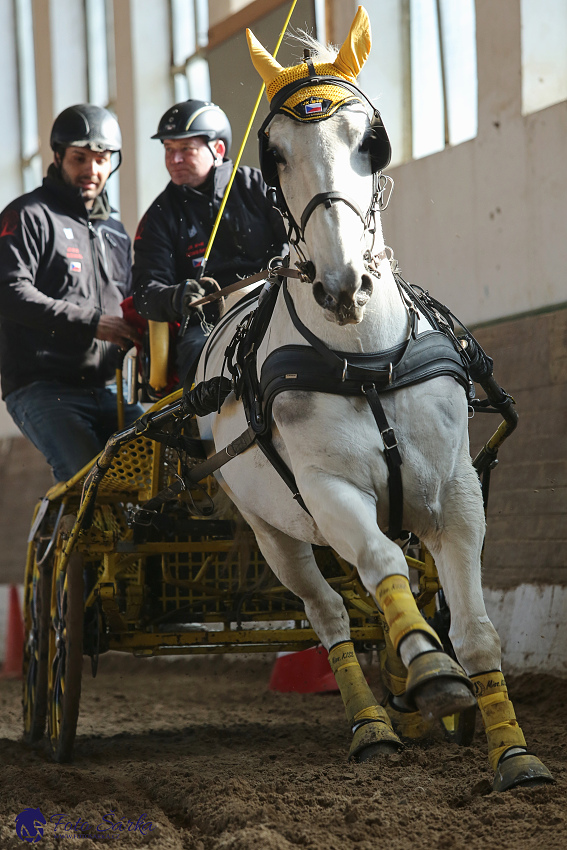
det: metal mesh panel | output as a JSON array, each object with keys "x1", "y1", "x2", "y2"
[{"x1": 97, "y1": 436, "x2": 155, "y2": 496}]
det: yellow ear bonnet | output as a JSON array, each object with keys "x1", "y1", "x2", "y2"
[{"x1": 247, "y1": 6, "x2": 372, "y2": 122}]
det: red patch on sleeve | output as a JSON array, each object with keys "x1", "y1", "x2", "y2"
[
  {"x1": 0, "y1": 209, "x2": 19, "y2": 238},
  {"x1": 135, "y1": 212, "x2": 148, "y2": 241}
]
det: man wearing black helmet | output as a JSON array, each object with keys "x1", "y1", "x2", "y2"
[
  {"x1": 132, "y1": 99, "x2": 287, "y2": 383},
  {"x1": 0, "y1": 104, "x2": 142, "y2": 482}
]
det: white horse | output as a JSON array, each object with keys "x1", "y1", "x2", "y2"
[{"x1": 195, "y1": 6, "x2": 552, "y2": 791}]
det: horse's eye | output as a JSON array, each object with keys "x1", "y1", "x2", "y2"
[
  {"x1": 271, "y1": 149, "x2": 286, "y2": 165},
  {"x1": 359, "y1": 134, "x2": 373, "y2": 153}
]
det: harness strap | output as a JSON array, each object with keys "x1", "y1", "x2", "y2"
[
  {"x1": 188, "y1": 265, "x2": 307, "y2": 309},
  {"x1": 300, "y1": 192, "x2": 365, "y2": 238},
  {"x1": 282, "y1": 280, "x2": 405, "y2": 539},
  {"x1": 282, "y1": 281, "x2": 347, "y2": 371},
  {"x1": 132, "y1": 425, "x2": 257, "y2": 525},
  {"x1": 361, "y1": 384, "x2": 404, "y2": 541}
]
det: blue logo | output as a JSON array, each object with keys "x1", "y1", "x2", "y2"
[
  {"x1": 15, "y1": 808, "x2": 47, "y2": 843},
  {"x1": 15, "y1": 807, "x2": 156, "y2": 842}
]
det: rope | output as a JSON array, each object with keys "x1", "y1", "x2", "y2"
[{"x1": 200, "y1": 0, "x2": 299, "y2": 277}]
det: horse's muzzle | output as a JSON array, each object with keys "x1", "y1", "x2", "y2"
[{"x1": 313, "y1": 273, "x2": 373, "y2": 325}]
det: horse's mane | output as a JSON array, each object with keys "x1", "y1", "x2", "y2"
[{"x1": 287, "y1": 29, "x2": 338, "y2": 64}]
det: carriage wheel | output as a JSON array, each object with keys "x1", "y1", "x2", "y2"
[
  {"x1": 22, "y1": 546, "x2": 52, "y2": 743},
  {"x1": 47, "y1": 549, "x2": 84, "y2": 762},
  {"x1": 440, "y1": 704, "x2": 477, "y2": 746}
]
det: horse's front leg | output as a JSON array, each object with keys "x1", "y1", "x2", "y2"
[
  {"x1": 236, "y1": 507, "x2": 402, "y2": 761},
  {"x1": 297, "y1": 468, "x2": 476, "y2": 722},
  {"x1": 424, "y1": 472, "x2": 554, "y2": 791}
]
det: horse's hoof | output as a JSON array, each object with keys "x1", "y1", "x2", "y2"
[
  {"x1": 352, "y1": 741, "x2": 401, "y2": 763},
  {"x1": 405, "y1": 651, "x2": 476, "y2": 721},
  {"x1": 493, "y1": 752, "x2": 555, "y2": 792},
  {"x1": 348, "y1": 720, "x2": 403, "y2": 762}
]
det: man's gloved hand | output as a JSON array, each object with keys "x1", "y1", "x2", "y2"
[
  {"x1": 172, "y1": 277, "x2": 220, "y2": 322},
  {"x1": 181, "y1": 280, "x2": 207, "y2": 324}
]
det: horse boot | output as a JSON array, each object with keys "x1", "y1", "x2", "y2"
[
  {"x1": 379, "y1": 634, "x2": 434, "y2": 740},
  {"x1": 328, "y1": 640, "x2": 403, "y2": 761},
  {"x1": 376, "y1": 575, "x2": 476, "y2": 721},
  {"x1": 471, "y1": 671, "x2": 554, "y2": 791}
]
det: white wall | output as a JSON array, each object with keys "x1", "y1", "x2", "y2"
[{"x1": 382, "y1": 0, "x2": 567, "y2": 326}]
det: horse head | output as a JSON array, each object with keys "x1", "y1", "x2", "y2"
[{"x1": 248, "y1": 6, "x2": 391, "y2": 326}]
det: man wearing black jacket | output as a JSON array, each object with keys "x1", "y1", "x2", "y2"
[
  {"x1": 0, "y1": 104, "x2": 142, "y2": 481},
  {"x1": 132, "y1": 99, "x2": 287, "y2": 382}
]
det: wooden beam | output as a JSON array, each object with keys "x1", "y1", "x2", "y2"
[{"x1": 208, "y1": 0, "x2": 289, "y2": 50}]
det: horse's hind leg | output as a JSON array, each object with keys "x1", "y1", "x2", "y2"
[
  {"x1": 237, "y1": 508, "x2": 403, "y2": 761},
  {"x1": 425, "y1": 474, "x2": 554, "y2": 791}
]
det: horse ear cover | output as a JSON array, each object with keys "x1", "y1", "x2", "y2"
[{"x1": 252, "y1": 6, "x2": 390, "y2": 188}]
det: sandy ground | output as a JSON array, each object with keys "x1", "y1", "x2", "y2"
[{"x1": 0, "y1": 655, "x2": 565, "y2": 850}]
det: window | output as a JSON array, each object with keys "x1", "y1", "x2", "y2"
[
  {"x1": 15, "y1": 0, "x2": 42, "y2": 191},
  {"x1": 521, "y1": 0, "x2": 567, "y2": 115},
  {"x1": 85, "y1": 0, "x2": 120, "y2": 211},
  {"x1": 170, "y1": 0, "x2": 210, "y2": 103},
  {"x1": 359, "y1": 0, "x2": 477, "y2": 165}
]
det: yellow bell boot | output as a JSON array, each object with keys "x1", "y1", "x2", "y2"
[
  {"x1": 380, "y1": 641, "x2": 434, "y2": 740},
  {"x1": 471, "y1": 671, "x2": 554, "y2": 792},
  {"x1": 376, "y1": 575, "x2": 475, "y2": 720},
  {"x1": 328, "y1": 641, "x2": 403, "y2": 761}
]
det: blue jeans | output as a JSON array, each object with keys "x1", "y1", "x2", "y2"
[{"x1": 6, "y1": 380, "x2": 144, "y2": 482}]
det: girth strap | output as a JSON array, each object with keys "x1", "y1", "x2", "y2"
[{"x1": 362, "y1": 384, "x2": 403, "y2": 541}]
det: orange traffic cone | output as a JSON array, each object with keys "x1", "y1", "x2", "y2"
[
  {"x1": 269, "y1": 646, "x2": 339, "y2": 694},
  {"x1": 1, "y1": 585, "x2": 24, "y2": 679}
]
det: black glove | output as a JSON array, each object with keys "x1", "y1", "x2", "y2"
[
  {"x1": 182, "y1": 376, "x2": 232, "y2": 416},
  {"x1": 172, "y1": 278, "x2": 221, "y2": 322}
]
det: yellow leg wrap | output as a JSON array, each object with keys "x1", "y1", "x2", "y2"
[
  {"x1": 375, "y1": 575, "x2": 442, "y2": 654},
  {"x1": 328, "y1": 641, "x2": 401, "y2": 758},
  {"x1": 328, "y1": 641, "x2": 384, "y2": 725},
  {"x1": 471, "y1": 671, "x2": 527, "y2": 771}
]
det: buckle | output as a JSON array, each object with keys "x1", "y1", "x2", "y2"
[{"x1": 381, "y1": 427, "x2": 398, "y2": 451}]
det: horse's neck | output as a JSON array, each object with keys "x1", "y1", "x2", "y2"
[{"x1": 266, "y1": 263, "x2": 409, "y2": 356}]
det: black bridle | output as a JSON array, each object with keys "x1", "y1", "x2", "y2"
[{"x1": 258, "y1": 71, "x2": 392, "y2": 252}]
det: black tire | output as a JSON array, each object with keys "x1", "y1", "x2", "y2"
[
  {"x1": 47, "y1": 549, "x2": 84, "y2": 762},
  {"x1": 22, "y1": 546, "x2": 52, "y2": 744}
]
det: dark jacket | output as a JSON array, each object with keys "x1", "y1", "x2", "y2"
[
  {"x1": 0, "y1": 168, "x2": 132, "y2": 398},
  {"x1": 132, "y1": 160, "x2": 288, "y2": 323}
]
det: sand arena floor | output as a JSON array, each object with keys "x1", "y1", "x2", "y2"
[{"x1": 0, "y1": 655, "x2": 565, "y2": 849}]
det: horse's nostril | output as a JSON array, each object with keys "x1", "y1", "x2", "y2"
[
  {"x1": 313, "y1": 281, "x2": 337, "y2": 310},
  {"x1": 356, "y1": 274, "x2": 373, "y2": 306}
]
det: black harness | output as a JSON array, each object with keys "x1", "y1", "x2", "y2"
[{"x1": 225, "y1": 270, "x2": 471, "y2": 540}]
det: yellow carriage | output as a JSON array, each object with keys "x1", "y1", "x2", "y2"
[{"x1": 20, "y1": 322, "x2": 518, "y2": 763}]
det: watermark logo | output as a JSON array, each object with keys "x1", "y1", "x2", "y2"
[
  {"x1": 15, "y1": 808, "x2": 47, "y2": 843},
  {"x1": 15, "y1": 807, "x2": 156, "y2": 842}
]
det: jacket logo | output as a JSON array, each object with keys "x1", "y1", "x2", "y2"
[
  {"x1": 188, "y1": 224, "x2": 197, "y2": 238},
  {"x1": 69, "y1": 261, "x2": 82, "y2": 273},
  {"x1": 63, "y1": 227, "x2": 74, "y2": 239},
  {"x1": 66, "y1": 246, "x2": 83, "y2": 260},
  {"x1": 0, "y1": 209, "x2": 19, "y2": 238}
]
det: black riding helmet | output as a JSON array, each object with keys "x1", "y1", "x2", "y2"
[
  {"x1": 50, "y1": 104, "x2": 122, "y2": 153},
  {"x1": 50, "y1": 104, "x2": 122, "y2": 176},
  {"x1": 152, "y1": 99, "x2": 232, "y2": 154}
]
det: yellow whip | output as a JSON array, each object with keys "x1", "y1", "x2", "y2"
[{"x1": 199, "y1": 0, "x2": 298, "y2": 276}]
